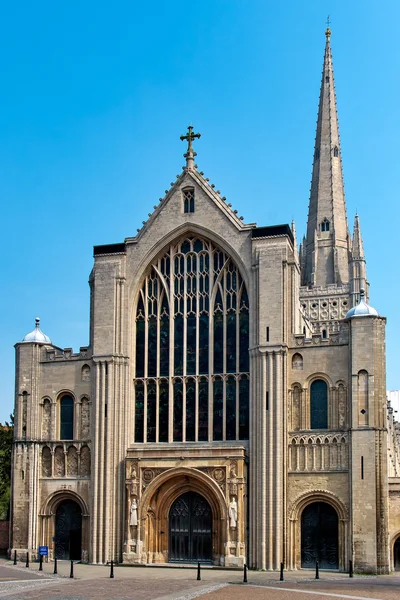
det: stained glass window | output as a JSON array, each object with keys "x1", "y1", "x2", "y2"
[{"x1": 134, "y1": 235, "x2": 250, "y2": 442}]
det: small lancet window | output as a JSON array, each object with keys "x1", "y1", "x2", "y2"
[
  {"x1": 315, "y1": 148, "x2": 320, "y2": 160},
  {"x1": 321, "y1": 218, "x2": 330, "y2": 232},
  {"x1": 325, "y1": 75, "x2": 329, "y2": 83},
  {"x1": 183, "y1": 188, "x2": 195, "y2": 213},
  {"x1": 333, "y1": 146, "x2": 339, "y2": 157}
]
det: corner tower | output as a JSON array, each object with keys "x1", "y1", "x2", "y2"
[{"x1": 302, "y1": 26, "x2": 349, "y2": 289}]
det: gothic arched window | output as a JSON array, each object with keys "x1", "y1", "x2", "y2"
[
  {"x1": 310, "y1": 379, "x2": 328, "y2": 429},
  {"x1": 60, "y1": 395, "x2": 74, "y2": 440},
  {"x1": 134, "y1": 235, "x2": 250, "y2": 443}
]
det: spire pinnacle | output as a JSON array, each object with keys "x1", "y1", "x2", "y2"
[
  {"x1": 302, "y1": 28, "x2": 349, "y2": 287},
  {"x1": 180, "y1": 125, "x2": 201, "y2": 170},
  {"x1": 325, "y1": 15, "x2": 331, "y2": 39}
]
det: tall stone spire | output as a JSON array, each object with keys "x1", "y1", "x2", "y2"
[{"x1": 302, "y1": 27, "x2": 349, "y2": 287}]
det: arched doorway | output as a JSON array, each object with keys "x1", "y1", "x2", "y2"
[
  {"x1": 169, "y1": 491, "x2": 212, "y2": 563},
  {"x1": 394, "y1": 537, "x2": 400, "y2": 570},
  {"x1": 301, "y1": 502, "x2": 338, "y2": 569},
  {"x1": 55, "y1": 500, "x2": 82, "y2": 560}
]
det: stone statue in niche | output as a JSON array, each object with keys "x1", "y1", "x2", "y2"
[
  {"x1": 130, "y1": 463, "x2": 139, "y2": 496},
  {"x1": 229, "y1": 463, "x2": 238, "y2": 496},
  {"x1": 228, "y1": 497, "x2": 237, "y2": 529},
  {"x1": 81, "y1": 365, "x2": 90, "y2": 381},
  {"x1": 130, "y1": 498, "x2": 138, "y2": 527}
]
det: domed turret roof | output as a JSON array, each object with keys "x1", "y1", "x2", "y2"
[
  {"x1": 22, "y1": 318, "x2": 52, "y2": 344},
  {"x1": 345, "y1": 289, "x2": 379, "y2": 319}
]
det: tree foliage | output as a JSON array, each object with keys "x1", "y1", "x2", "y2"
[{"x1": 0, "y1": 415, "x2": 14, "y2": 520}]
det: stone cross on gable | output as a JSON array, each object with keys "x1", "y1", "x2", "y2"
[{"x1": 180, "y1": 125, "x2": 201, "y2": 170}]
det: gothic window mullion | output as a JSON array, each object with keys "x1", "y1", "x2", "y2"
[
  {"x1": 156, "y1": 380, "x2": 160, "y2": 442},
  {"x1": 196, "y1": 262, "x2": 200, "y2": 377},
  {"x1": 208, "y1": 377, "x2": 213, "y2": 443},
  {"x1": 236, "y1": 374, "x2": 240, "y2": 439},
  {"x1": 223, "y1": 376, "x2": 227, "y2": 441},
  {"x1": 182, "y1": 378, "x2": 187, "y2": 441},
  {"x1": 195, "y1": 377, "x2": 199, "y2": 442},
  {"x1": 143, "y1": 379, "x2": 148, "y2": 442},
  {"x1": 169, "y1": 247, "x2": 174, "y2": 442},
  {"x1": 144, "y1": 278, "x2": 149, "y2": 378},
  {"x1": 156, "y1": 275, "x2": 163, "y2": 379},
  {"x1": 183, "y1": 257, "x2": 188, "y2": 377},
  {"x1": 236, "y1": 296, "x2": 240, "y2": 375},
  {"x1": 223, "y1": 271, "x2": 227, "y2": 375}
]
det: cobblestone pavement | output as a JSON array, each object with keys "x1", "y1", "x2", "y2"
[{"x1": 0, "y1": 559, "x2": 399, "y2": 600}]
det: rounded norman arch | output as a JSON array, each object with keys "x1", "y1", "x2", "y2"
[
  {"x1": 39, "y1": 490, "x2": 89, "y2": 562},
  {"x1": 135, "y1": 467, "x2": 228, "y2": 564},
  {"x1": 390, "y1": 530, "x2": 400, "y2": 570},
  {"x1": 287, "y1": 490, "x2": 349, "y2": 571},
  {"x1": 304, "y1": 372, "x2": 333, "y2": 390}
]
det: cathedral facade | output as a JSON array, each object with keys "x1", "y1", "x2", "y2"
[{"x1": 11, "y1": 29, "x2": 400, "y2": 573}]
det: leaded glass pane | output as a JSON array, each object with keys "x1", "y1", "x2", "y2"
[
  {"x1": 186, "y1": 379, "x2": 196, "y2": 441},
  {"x1": 198, "y1": 380, "x2": 208, "y2": 441},
  {"x1": 60, "y1": 396, "x2": 74, "y2": 440},
  {"x1": 159, "y1": 380, "x2": 169, "y2": 442},
  {"x1": 135, "y1": 382, "x2": 144, "y2": 443},
  {"x1": 174, "y1": 380, "x2": 183, "y2": 442},
  {"x1": 226, "y1": 377, "x2": 236, "y2": 440},
  {"x1": 147, "y1": 381, "x2": 156, "y2": 442},
  {"x1": 213, "y1": 379, "x2": 223, "y2": 441},
  {"x1": 310, "y1": 380, "x2": 328, "y2": 429}
]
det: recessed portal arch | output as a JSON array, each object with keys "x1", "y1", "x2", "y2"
[{"x1": 135, "y1": 467, "x2": 228, "y2": 565}]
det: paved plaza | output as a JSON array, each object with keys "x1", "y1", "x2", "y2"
[{"x1": 0, "y1": 559, "x2": 400, "y2": 600}]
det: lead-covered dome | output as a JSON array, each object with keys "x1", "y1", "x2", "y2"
[
  {"x1": 345, "y1": 289, "x2": 378, "y2": 319},
  {"x1": 22, "y1": 318, "x2": 52, "y2": 344}
]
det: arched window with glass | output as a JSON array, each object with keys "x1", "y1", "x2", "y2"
[
  {"x1": 133, "y1": 235, "x2": 250, "y2": 443},
  {"x1": 310, "y1": 379, "x2": 328, "y2": 429},
  {"x1": 60, "y1": 395, "x2": 74, "y2": 440}
]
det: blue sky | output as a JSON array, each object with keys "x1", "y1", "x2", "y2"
[{"x1": 1, "y1": 1, "x2": 399, "y2": 423}]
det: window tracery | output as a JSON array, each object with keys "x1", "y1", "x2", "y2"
[{"x1": 134, "y1": 235, "x2": 249, "y2": 443}]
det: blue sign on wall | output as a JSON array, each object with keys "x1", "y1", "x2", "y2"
[{"x1": 38, "y1": 546, "x2": 48, "y2": 556}]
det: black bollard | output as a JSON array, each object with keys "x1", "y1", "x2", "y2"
[
  {"x1": 26, "y1": 552, "x2": 29, "y2": 568},
  {"x1": 243, "y1": 563, "x2": 248, "y2": 583},
  {"x1": 280, "y1": 562, "x2": 284, "y2": 581},
  {"x1": 53, "y1": 556, "x2": 58, "y2": 575},
  {"x1": 197, "y1": 561, "x2": 201, "y2": 581},
  {"x1": 110, "y1": 560, "x2": 114, "y2": 579},
  {"x1": 39, "y1": 555, "x2": 43, "y2": 571},
  {"x1": 13, "y1": 550, "x2": 17, "y2": 565},
  {"x1": 349, "y1": 559, "x2": 353, "y2": 578},
  {"x1": 70, "y1": 560, "x2": 74, "y2": 578},
  {"x1": 315, "y1": 560, "x2": 319, "y2": 580}
]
